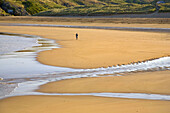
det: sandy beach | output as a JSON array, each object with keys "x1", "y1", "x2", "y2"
[
  {"x1": 0, "y1": 95, "x2": 170, "y2": 113},
  {"x1": 0, "y1": 19, "x2": 170, "y2": 113},
  {"x1": 0, "y1": 25, "x2": 170, "y2": 68},
  {"x1": 37, "y1": 71, "x2": 170, "y2": 95}
]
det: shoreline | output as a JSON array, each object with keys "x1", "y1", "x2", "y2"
[
  {"x1": 37, "y1": 70, "x2": 170, "y2": 95},
  {"x1": 1, "y1": 23, "x2": 170, "y2": 33},
  {"x1": 0, "y1": 32, "x2": 72, "y2": 79},
  {"x1": 1, "y1": 21, "x2": 170, "y2": 29},
  {"x1": 0, "y1": 22, "x2": 170, "y2": 113},
  {"x1": 0, "y1": 24, "x2": 170, "y2": 69},
  {"x1": 0, "y1": 95, "x2": 170, "y2": 113},
  {"x1": 0, "y1": 31, "x2": 169, "y2": 100}
]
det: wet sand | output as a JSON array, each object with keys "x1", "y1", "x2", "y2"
[
  {"x1": 1, "y1": 20, "x2": 170, "y2": 28},
  {"x1": 0, "y1": 22, "x2": 170, "y2": 113},
  {"x1": 0, "y1": 25, "x2": 170, "y2": 68},
  {"x1": 37, "y1": 71, "x2": 170, "y2": 95},
  {"x1": 0, "y1": 95, "x2": 170, "y2": 113}
]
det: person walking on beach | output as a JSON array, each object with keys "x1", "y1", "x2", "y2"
[{"x1": 76, "y1": 33, "x2": 78, "y2": 40}]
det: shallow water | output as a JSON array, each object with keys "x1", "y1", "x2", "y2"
[
  {"x1": 0, "y1": 33, "x2": 76, "y2": 97},
  {"x1": 0, "y1": 31, "x2": 170, "y2": 100},
  {"x1": 0, "y1": 33, "x2": 75, "y2": 79},
  {"x1": 1, "y1": 23, "x2": 170, "y2": 32},
  {"x1": 2, "y1": 80, "x2": 170, "y2": 101},
  {"x1": 0, "y1": 34, "x2": 37, "y2": 55}
]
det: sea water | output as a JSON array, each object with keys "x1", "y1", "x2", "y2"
[
  {"x1": 0, "y1": 32, "x2": 170, "y2": 100},
  {"x1": 0, "y1": 33, "x2": 76, "y2": 97}
]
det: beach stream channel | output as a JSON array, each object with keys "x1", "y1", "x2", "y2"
[{"x1": 0, "y1": 24, "x2": 170, "y2": 101}]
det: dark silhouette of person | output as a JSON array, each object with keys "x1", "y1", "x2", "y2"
[{"x1": 76, "y1": 33, "x2": 78, "y2": 40}]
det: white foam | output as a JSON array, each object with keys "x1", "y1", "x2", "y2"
[
  {"x1": 1, "y1": 32, "x2": 170, "y2": 101},
  {"x1": 2, "y1": 80, "x2": 170, "y2": 101},
  {"x1": 1, "y1": 31, "x2": 170, "y2": 80},
  {"x1": 67, "y1": 57, "x2": 170, "y2": 78}
]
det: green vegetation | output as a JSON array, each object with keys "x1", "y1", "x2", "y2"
[
  {"x1": 35, "y1": 4, "x2": 156, "y2": 16},
  {"x1": 22, "y1": 1, "x2": 48, "y2": 15},
  {"x1": 0, "y1": 7, "x2": 10, "y2": 16},
  {"x1": 0, "y1": 0, "x2": 170, "y2": 16},
  {"x1": 0, "y1": 0, "x2": 65, "y2": 15},
  {"x1": 22, "y1": 0, "x2": 64, "y2": 15},
  {"x1": 159, "y1": 3, "x2": 170, "y2": 12},
  {"x1": 0, "y1": 0, "x2": 29, "y2": 16}
]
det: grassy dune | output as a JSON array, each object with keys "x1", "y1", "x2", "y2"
[
  {"x1": 35, "y1": 4, "x2": 156, "y2": 16},
  {"x1": 0, "y1": 0, "x2": 170, "y2": 16},
  {"x1": 0, "y1": 16, "x2": 170, "y2": 24},
  {"x1": 158, "y1": 3, "x2": 170, "y2": 12},
  {"x1": 0, "y1": 8, "x2": 10, "y2": 16}
]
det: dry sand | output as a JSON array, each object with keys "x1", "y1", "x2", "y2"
[
  {"x1": 37, "y1": 71, "x2": 170, "y2": 95},
  {"x1": 0, "y1": 95, "x2": 170, "y2": 113},
  {"x1": 0, "y1": 25, "x2": 170, "y2": 68}
]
